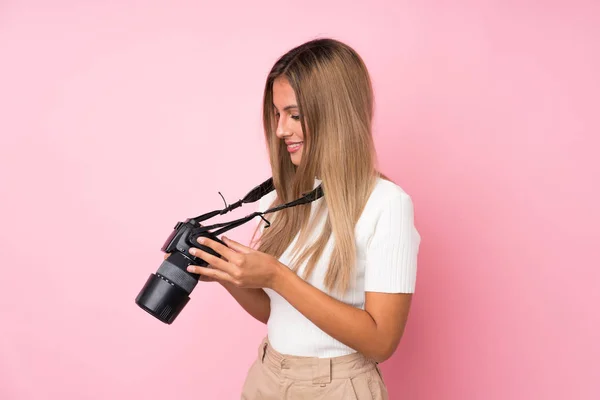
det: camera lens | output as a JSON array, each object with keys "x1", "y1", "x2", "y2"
[{"x1": 135, "y1": 252, "x2": 199, "y2": 324}]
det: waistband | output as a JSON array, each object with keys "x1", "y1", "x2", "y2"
[{"x1": 257, "y1": 336, "x2": 378, "y2": 385}]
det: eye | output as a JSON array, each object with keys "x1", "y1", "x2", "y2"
[{"x1": 291, "y1": 115, "x2": 301, "y2": 121}]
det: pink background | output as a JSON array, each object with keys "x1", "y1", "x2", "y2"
[{"x1": 1, "y1": 1, "x2": 598, "y2": 399}]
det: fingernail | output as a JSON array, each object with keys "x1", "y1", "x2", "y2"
[
  {"x1": 189, "y1": 248, "x2": 196, "y2": 255},
  {"x1": 197, "y1": 237, "x2": 205, "y2": 244},
  {"x1": 187, "y1": 266, "x2": 194, "y2": 272}
]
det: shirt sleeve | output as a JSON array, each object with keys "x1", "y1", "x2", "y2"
[{"x1": 364, "y1": 192, "x2": 420, "y2": 293}]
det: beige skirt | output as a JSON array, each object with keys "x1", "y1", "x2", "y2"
[{"x1": 241, "y1": 336, "x2": 389, "y2": 400}]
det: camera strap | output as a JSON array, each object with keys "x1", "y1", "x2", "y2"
[{"x1": 192, "y1": 177, "x2": 324, "y2": 237}]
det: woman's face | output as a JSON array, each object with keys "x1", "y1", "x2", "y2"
[{"x1": 272, "y1": 77, "x2": 304, "y2": 166}]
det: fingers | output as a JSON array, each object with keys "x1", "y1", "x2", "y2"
[
  {"x1": 196, "y1": 237, "x2": 237, "y2": 261},
  {"x1": 198, "y1": 273, "x2": 217, "y2": 282},
  {"x1": 221, "y1": 236, "x2": 252, "y2": 254},
  {"x1": 187, "y1": 265, "x2": 234, "y2": 284},
  {"x1": 198, "y1": 264, "x2": 217, "y2": 282},
  {"x1": 164, "y1": 252, "x2": 216, "y2": 282},
  {"x1": 189, "y1": 246, "x2": 237, "y2": 276},
  {"x1": 164, "y1": 253, "x2": 216, "y2": 282}
]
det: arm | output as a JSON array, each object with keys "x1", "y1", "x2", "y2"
[
  {"x1": 272, "y1": 265, "x2": 412, "y2": 363},
  {"x1": 220, "y1": 192, "x2": 272, "y2": 325},
  {"x1": 220, "y1": 282, "x2": 270, "y2": 325},
  {"x1": 272, "y1": 190, "x2": 418, "y2": 363},
  {"x1": 212, "y1": 191, "x2": 275, "y2": 325}
]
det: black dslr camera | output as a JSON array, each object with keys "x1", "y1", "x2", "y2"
[{"x1": 135, "y1": 177, "x2": 323, "y2": 324}]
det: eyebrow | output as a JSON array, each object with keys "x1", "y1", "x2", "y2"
[{"x1": 273, "y1": 104, "x2": 298, "y2": 111}]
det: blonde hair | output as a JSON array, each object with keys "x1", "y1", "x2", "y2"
[{"x1": 253, "y1": 38, "x2": 383, "y2": 295}]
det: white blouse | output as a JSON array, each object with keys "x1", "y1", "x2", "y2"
[{"x1": 258, "y1": 177, "x2": 420, "y2": 358}]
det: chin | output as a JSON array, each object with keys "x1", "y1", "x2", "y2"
[{"x1": 290, "y1": 154, "x2": 302, "y2": 166}]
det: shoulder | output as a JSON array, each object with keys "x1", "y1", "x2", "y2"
[
  {"x1": 372, "y1": 177, "x2": 410, "y2": 200},
  {"x1": 363, "y1": 177, "x2": 414, "y2": 218}
]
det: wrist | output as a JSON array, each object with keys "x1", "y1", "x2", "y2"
[
  {"x1": 220, "y1": 280, "x2": 235, "y2": 291},
  {"x1": 270, "y1": 260, "x2": 290, "y2": 292}
]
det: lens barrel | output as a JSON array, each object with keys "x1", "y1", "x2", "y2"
[{"x1": 135, "y1": 252, "x2": 199, "y2": 324}]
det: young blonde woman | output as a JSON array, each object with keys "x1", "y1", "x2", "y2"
[{"x1": 185, "y1": 38, "x2": 420, "y2": 399}]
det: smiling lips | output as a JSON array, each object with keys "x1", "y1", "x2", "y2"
[{"x1": 286, "y1": 141, "x2": 303, "y2": 153}]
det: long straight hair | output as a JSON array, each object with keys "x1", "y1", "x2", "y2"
[{"x1": 253, "y1": 38, "x2": 381, "y2": 296}]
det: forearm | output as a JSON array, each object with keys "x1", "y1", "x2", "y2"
[
  {"x1": 221, "y1": 282, "x2": 270, "y2": 324},
  {"x1": 272, "y1": 265, "x2": 391, "y2": 362}
]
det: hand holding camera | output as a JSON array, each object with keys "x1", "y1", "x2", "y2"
[{"x1": 186, "y1": 235, "x2": 283, "y2": 289}]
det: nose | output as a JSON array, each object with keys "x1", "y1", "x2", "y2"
[{"x1": 275, "y1": 116, "x2": 293, "y2": 139}]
